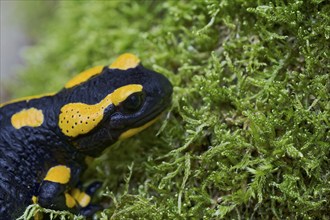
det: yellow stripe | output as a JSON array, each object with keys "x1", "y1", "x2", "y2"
[
  {"x1": 59, "y1": 84, "x2": 143, "y2": 137},
  {"x1": 109, "y1": 53, "x2": 140, "y2": 70},
  {"x1": 65, "y1": 66, "x2": 104, "y2": 89},
  {"x1": 119, "y1": 116, "x2": 160, "y2": 140},
  {"x1": 0, "y1": 92, "x2": 55, "y2": 107},
  {"x1": 44, "y1": 165, "x2": 71, "y2": 184},
  {"x1": 110, "y1": 84, "x2": 143, "y2": 105}
]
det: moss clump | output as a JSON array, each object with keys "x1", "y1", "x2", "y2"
[{"x1": 15, "y1": 1, "x2": 329, "y2": 219}]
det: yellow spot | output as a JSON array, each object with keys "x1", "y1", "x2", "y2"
[
  {"x1": 32, "y1": 196, "x2": 38, "y2": 204},
  {"x1": 77, "y1": 192, "x2": 91, "y2": 208},
  {"x1": 109, "y1": 53, "x2": 140, "y2": 70},
  {"x1": 65, "y1": 66, "x2": 104, "y2": 89},
  {"x1": 65, "y1": 193, "x2": 76, "y2": 208},
  {"x1": 11, "y1": 108, "x2": 44, "y2": 129},
  {"x1": 71, "y1": 188, "x2": 91, "y2": 208},
  {"x1": 119, "y1": 116, "x2": 160, "y2": 140},
  {"x1": 44, "y1": 165, "x2": 71, "y2": 184},
  {"x1": 59, "y1": 84, "x2": 143, "y2": 137},
  {"x1": 0, "y1": 92, "x2": 55, "y2": 107}
]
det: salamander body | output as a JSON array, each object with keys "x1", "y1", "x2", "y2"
[{"x1": 0, "y1": 54, "x2": 172, "y2": 219}]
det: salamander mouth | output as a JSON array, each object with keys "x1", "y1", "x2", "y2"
[{"x1": 131, "y1": 100, "x2": 170, "y2": 128}]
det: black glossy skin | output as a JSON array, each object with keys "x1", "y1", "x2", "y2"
[{"x1": 0, "y1": 64, "x2": 172, "y2": 219}]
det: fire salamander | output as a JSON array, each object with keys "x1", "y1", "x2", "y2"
[{"x1": 0, "y1": 53, "x2": 173, "y2": 219}]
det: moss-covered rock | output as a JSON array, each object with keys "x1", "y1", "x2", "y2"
[{"x1": 16, "y1": 1, "x2": 329, "y2": 219}]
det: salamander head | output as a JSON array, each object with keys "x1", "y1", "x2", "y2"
[{"x1": 60, "y1": 54, "x2": 172, "y2": 156}]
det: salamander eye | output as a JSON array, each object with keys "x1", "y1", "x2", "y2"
[{"x1": 120, "y1": 92, "x2": 145, "y2": 113}]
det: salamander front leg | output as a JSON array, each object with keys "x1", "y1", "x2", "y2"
[
  {"x1": 71, "y1": 181, "x2": 103, "y2": 217},
  {"x1": 37, "y1": 164, "x2": 80, "y2": 212},
  {"x1": 36, "y1": 165, "x2": 102, "y2": 216}
]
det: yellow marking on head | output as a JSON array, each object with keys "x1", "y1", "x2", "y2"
[
  {"x1": 110, "y1": 84, "x2": 143, "y2": 105},
  {"x1": 0, "y1": 92, "x2": 55, "y2": 107},
  {"x1": 32, "y1": 195, "x2": 38, "y2": 204},
  {"x1": 65, "y1": 193, "x2": 76, "y2": 208},
  {"x1": 44, "y1": 165, "x2": 71, "y2": 184},
  {"x1": 119, "y1": 116, "x2": 160, "y2": 140},
  {"x1": 11, "y1": 108, "x2": 44, "y2": 129},
  {"x1": 59, "y1": 84, "x2": 143, "y2": 137},
  {"x1": 109, "y1": 53, "x2": 140, "y2": 70},
  {"x1": 65, "y1": 66, "x2": 104, "y2": 89}
]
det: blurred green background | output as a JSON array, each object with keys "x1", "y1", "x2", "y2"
[{"x1": 0, "y1": 1, "x2": 56, "y2": 102}]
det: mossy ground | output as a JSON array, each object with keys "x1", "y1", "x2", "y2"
[{"x1": 10, "y1": 1, "x2": 329, "y2": 219}]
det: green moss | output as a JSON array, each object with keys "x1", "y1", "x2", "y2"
[{"x1": 15, "y1": 0, "x2": 329, "y2": 219}]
